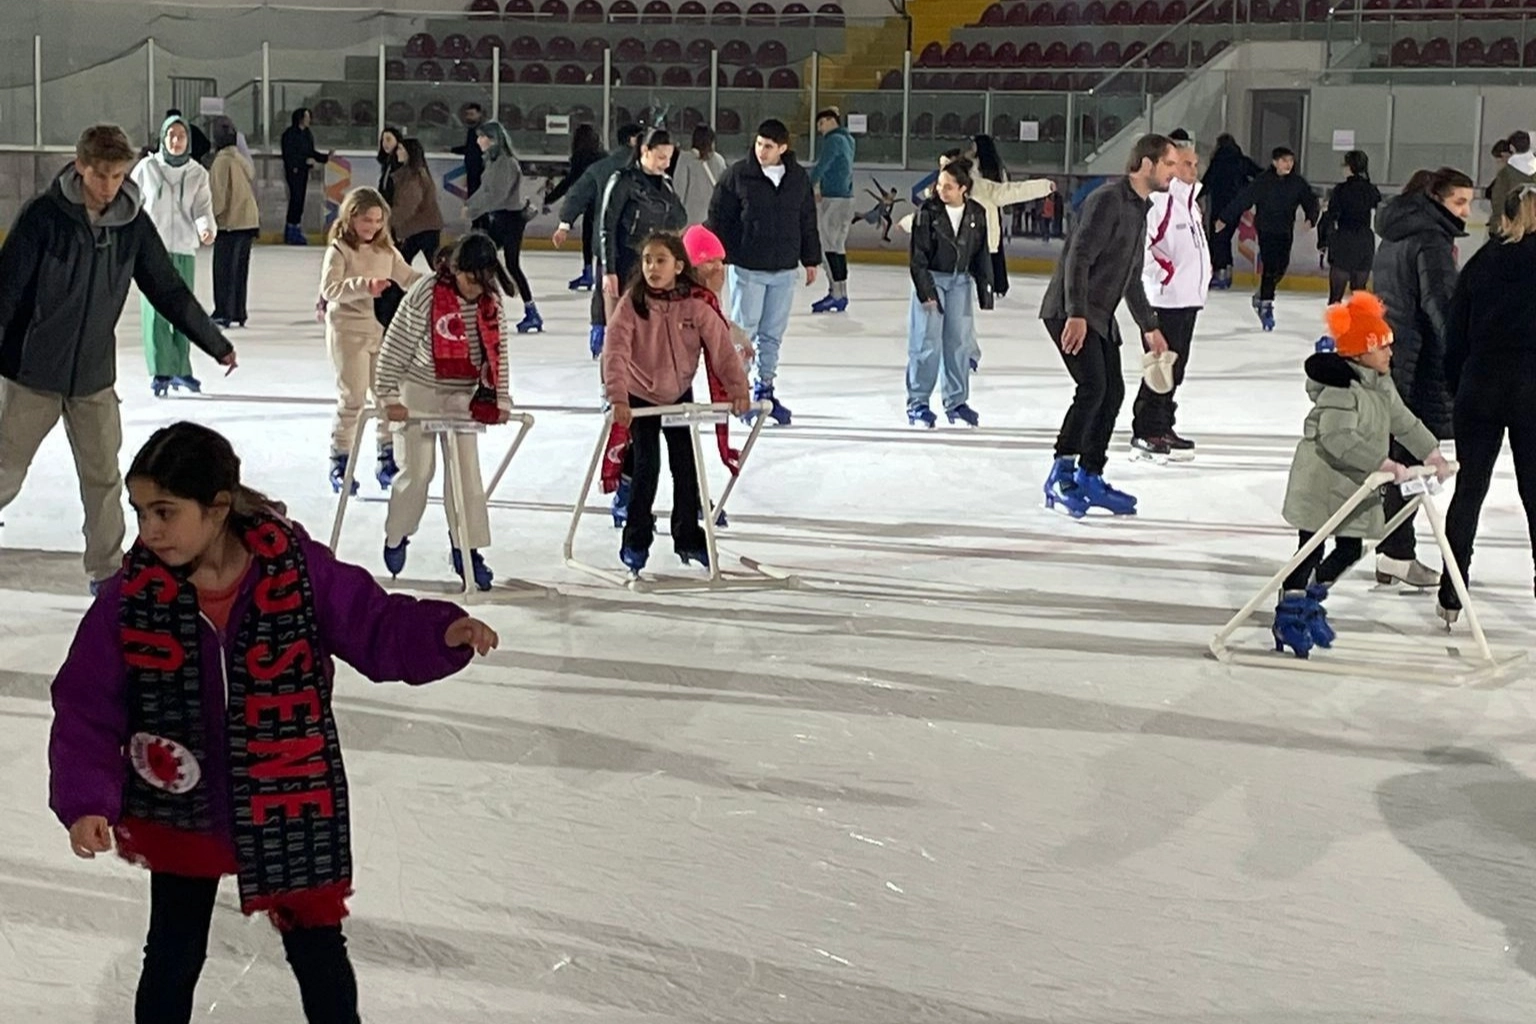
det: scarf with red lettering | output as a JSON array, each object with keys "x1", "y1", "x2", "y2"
[
  {"x1": 431, "y1": 277, "x2": 501, "y2": 389},
  {"x1": 116, "y1": 514, "x2": 351, "y2": 930}
]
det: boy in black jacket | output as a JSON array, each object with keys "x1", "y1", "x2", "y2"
[
  {"x1": 0, "y1": 125, "x2": 235, "y2": 592},
  {"x1": 1216, "y1": 147, "x2": 1320, "y2": 331}
]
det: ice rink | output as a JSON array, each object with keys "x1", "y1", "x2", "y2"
[{"x1": 3, "y1": 247, "x2": 1536, "y2": 1022}]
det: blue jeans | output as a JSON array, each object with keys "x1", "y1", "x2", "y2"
[
  {"x1": 729, "y1": 266, "x2": 798, "y2": 384},
  {"x1": 905, "y1": 272, "x2": 973, "y2": 411}
]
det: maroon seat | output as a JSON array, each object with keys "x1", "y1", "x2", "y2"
[
  {"x1": 1001, "y1": 71, "x2": 1029, "y2": 88},
  {"x1": 1250, "y1": 0, "x2": 1273, "y2": 19},
  {"x1": 470, "y1": 0, "x2": 501, "y2": 17},
  {"x1": 867, "y1": 111, "x2": 889, "y2": 135},
  {"x1": 953, "y1": 71, "x2": 984, "y2": 88},
  {"x1": 652, "y1": 37, "x2": 683, "y2": 61},
  {"x1": 1488, "y1": 0, "x2": 1517, "y2": 14},
  {"x1": 917, "y1": 41, "x2": 944, "y2": 66},
  {"x1": 815, "y1": 2, "x2": 845, "y2": 25},
  {"x1": 386, "y1": 58, "x2": 408, "y2": 80},
  {"x1": 1304, "y1": 0, "x2": 1328, "y2": 16},
  {"x1": 1083, "y1": 0, "x2": 1109, "y2": 23},
  {"x1": 1190, "y1": 39, "x2": 1206, "y2": 63},
  {"x1": 1425, "y1": 0, "x2": 1453, "y2": 7},
  {"x1": 678, "y1": 106, "x2": 704, "y2": 133},
  {"x1": 557, "y1": 62, "x2": 588, "y2": 83},
  {"x1": 572, "y1": 0, "x2": 603, "y2": 17},
  {"x1": 626, "y1": 64, "x2": 657, "y2": 84},
  {"x1": 526, "y1": 105, "x2": 552, "y2": 131},
  {"x1": 547, "y1": 35, "x2": 577, "y2": 59},
  {"x1": 386, "y1": 100, "x2": 415, "y2": 125},
  {"x1": 769, "y1": 67, "x2": 800, "y2": 88},
  {"x1": 1523, "y1": 36, "x2": 1536, "y2": 63},
  {"x1": 350, "y1": 100, "x2": 376, "y2": 127},
  {"x1": 504, "y1": 0, "x2": 535, "y2": 16},
  {"x1": 1069, "y1": 41, "x2": 1095, "y2": 64},
  {"x1": 717, "y1": 108, "x2": 742, "y2": 133},
  {"x1": 970, "y1": 41, "x2": 994, "y2": 64},
  {"x1": 1488, "y1": 35, "x2": 1520, "y2": 64},
  {"x1": 995, "y1": 41, "x2": 1020, "y2": 65},
  {"x1": 717, "y1": 38, "x2": 751, "y2": 65},
  {"x1": 1458, "y1": 36, "x2": 1487, "y2": 63},
  {"x1": 609, "y1": 0, "x2": 640, "y2": 18},
  {"x1": 938, "y1": 111, "x2": 963, "y2": 136},
  {"x1": 1394, "y1": 0, "x2": 1421, "y2": 7},
  {"x1": 419, "y1": 101, "x2": 451, "y2": 128},
  {"x1": 451, "y1": 61, "x2": 481, "y2": 82},
  {"x1": 406, "y1": 33, "x2": 436, "y2": 58},
  {"x1": 580, "y1": 37, "x2": 607, "y2": 61},
  {"x1": 879, "y1": 68, "x2": 902, "y2": 88},
  {"x1": 1162, "y1": 0, "x2": 1188, "y2": 17},
  {"x1": 1205, "y1": 38, "x2": 1229, "y2": 59},
  {"x1": 1361, "y1": 0, "x2": 1390, "y2": 16},
  {"x1": 473, "y1": 33, "x2": 503, "y2": 59},
  {"x1": 1079, "y1": 113, "x2": 1098, "y2": 143},
  {"x1": 732, "y1": 66, "x2": 764, "y2": 86},
  {"x1": 662, "y1": 64, "x2": 693, "y2": 85},
  {"x1": 758, "y1": 39, "x2": 789, "y2": 65},
  {"x1": 1021, "y1": 41, "x2": 1044, "y2": 65},
  {"x1": 499, "y1": 60, "x2": 516, "y2": 82},
  {"x1": 1008, "y1": 1, "x2": 1033, "y2": 23},
  {"x1": 441, "y1": 32, "x2": 473, "y2": 59},
  {"x1": 1149, "y1": 40, "x2": 1180, "y2": 66},
  {"x1": 616, "y1": 37, "x2": 647, "y2": 61},
  {"x1": 1028, "y1": 71, "x2": 1054, "y2": 89},
  {"x1": 1122, "y1": 40, "x2": 1147, "y2": 62},
  {"x1": 1101, "y1": 114, "x2": 1123, "y2": 137},
  {"x1": 1421, "y1": 35, "x2": 1452, "y2": 63},
  {"x1": 697, "y1": 64, "x2": 728, "y2": 85},
  {"x1": 980, "y1": 2, "x2": 1007, "y2": 24},
  {"x1": 747, "y1": 1, "x2": 777, "y2": 24},
  {"x1": 713, "y1": 0, "x2": 743, "y2": 23},
  {"x1": 644, "y1": 0, "x2": 675, "y2": 20},
  {"x1": 1057, "y1": 1, "x2": 1083, "y2": 23},
  {"x1": 541, "y1": 0, "x2": 571, "y2": 20},
  {"x1": 678, "y1": 0, "x2": 708, "y2": 17},
  {"x1": 521, "y1": 62, "x2": 552, "y2": 82},
  {"x1": 511, "y1": 34, "x2": 542, "y2": 58},
  {"x1": 1030, "y1": 3, "x2": 1054, "y2": 24},
  {"x1": 917, "y1": 71, "x2": 952, "y2": 88},
  {"x1": 943, "y1": 41, "x2": 969, "y2": 65},
  {"x1": 1097, "y1": 40, "x2": 1122, "y2": 64},
  {"x1": 415, "y1": 59, "x2": 444, "y2": 80},
  {"x1": 1044, "y1": 40, "x2": 1071, "y2": 66},
  {"x1": 1042, "y1": 113, "x2": 1066, "y2": 140},
  {"x1": 686, "y1": 37, "x2": 713, "y2": 62},
  {"x1": 1273, "y1": 0, "x2": 1301, "y2": 18}
]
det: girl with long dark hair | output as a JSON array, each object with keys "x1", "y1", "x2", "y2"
[
  {"x1": 600, "y1": 127, "x2": 688, "y2": 302},
  {"x1": 390, "y1": 138, "x2": 445, "y2": 267},
  {"x1": 1319, "y1": 149, "x2": 1382, "y2": 304}
]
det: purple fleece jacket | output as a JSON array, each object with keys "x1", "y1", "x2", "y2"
[{"x1": 48, "y1": 528, "x2": 474, "y2": 840}]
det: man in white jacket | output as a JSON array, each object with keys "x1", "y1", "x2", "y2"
[{"x1": 1131, "y1": 130, "x2": 1209, "y2": 462}]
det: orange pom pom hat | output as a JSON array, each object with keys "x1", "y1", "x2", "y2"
[{"x1": 1324, "y1": 291, "x2": 1394, "y2": 358}]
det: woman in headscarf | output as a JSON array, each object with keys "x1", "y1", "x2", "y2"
[{"x1": 465, "y1": 120, "x2": 541, "y2": 333}]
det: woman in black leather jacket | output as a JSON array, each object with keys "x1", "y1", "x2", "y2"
[
  {"x1": 905, "y1": 158, "x2": 994, "y2": 429},
  {"x1": 600, "y1": 127, "x2": 687, "y2": 300}
]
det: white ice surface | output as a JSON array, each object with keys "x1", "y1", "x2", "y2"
[{"x1": 2, "y1": 249, "x2": 1536, "y2": 1023}]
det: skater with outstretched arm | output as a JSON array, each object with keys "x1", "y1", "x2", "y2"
[
  {"x1": 1215, "y1": 147, "x2": 1319, "y2": 332},
  {"x1": 1041, "y1": 134, "x2": 1174, "y2": 518}
]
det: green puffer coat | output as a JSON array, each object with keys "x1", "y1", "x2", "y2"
[{"x1": 1282, "y1": 352, "x2": 1439, "y2": 538}]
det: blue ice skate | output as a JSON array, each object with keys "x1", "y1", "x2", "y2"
[
  {"x1": 620, "y1": 546, "x2": 649, "y2": 575},
  {"x1": 1273, "y1": 592, "x2": 1315, "y2": 658},
  {"x1": 611, "y1": 475, "x2": 631, "y2": 528},
  {"x1": 568, "y1": 264, "x2": 594, "y2": 291},
  {"x1": 451, "y1": 547, "x2": 494, "y2": 592},
  {"x1": 383, "y1": 536, "x2": 409, "y2": 577},
  {"x1": 1044, "y1": 456, "x2": 1090, "y2": 518},
  {"x1": 1074, "y1": 468, "x2": 1137, "y2": 515},
  {"x1": 376, "y1": 445, "x2": 399, "y2": 490},
  {"x1": 151, "y1": 376, "x2": 172, "y2": 398},
  {"x1": 908, "y1": 403, "x2": 937, "y2": 429},
  {"x1": 1304, "y1": 583, "x2": 1336, "y2": 649},
  {"x1": 946, "y1": 403, "x2": 980, "y2": 427},
  {"x1": 516, "y1": 303, "x2": 543, "y2": 334},
  {"x1": 744, "y1": 382, "x2": 791, "y2": 426},
  {"x1": 810, "y1": 294, "x2": 848, "y2": 314},
  {"x1": 589, "y1": 324, "x2": 605, "y2": 360},
  {"x1": 329, "y1": 453, "x2": 359, "y2": 495},
  {"x1": 1258, "y1": 300, "x2": 1276, "y2": 332},
  {"x1": 171, "y1": 375, "x2": 201, "y2": 394}
]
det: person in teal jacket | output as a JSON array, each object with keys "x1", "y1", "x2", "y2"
[{"x1": 809, "y1": 109, "x2": 857, "y2": 313}]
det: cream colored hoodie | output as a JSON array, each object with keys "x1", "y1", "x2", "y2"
[{"x1": 320, "y1": 239, "x2": 422, "y2": 337}]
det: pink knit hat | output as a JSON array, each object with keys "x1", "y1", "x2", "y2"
[{"x1": 682, "y1": 224, "x2": 726, "y2": 265}]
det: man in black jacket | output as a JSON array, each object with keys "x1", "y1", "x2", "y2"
[
  {"x1": 707, "y1": 119, "x2": 822, "y2": 426},
  {"x1": 1041, "y1": 134, "x2": 1173, "y2": 517},
  {"x1": 1201, "y1": 134, "x2": 1261, "y2": 290},
  {"x1": 1215, "y1": 146, "x2": 1320, "y2": 331},
  {"x1": 449, "y1": 102, "x2": 487, "y2": 199},
  {"x1": 280, "y1": 107, "x2": 330, "y2": 245},
  {"x1": 0, "y1": 125, "x2": 235, "y2": 591}
]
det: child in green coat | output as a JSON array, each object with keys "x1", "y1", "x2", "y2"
[{"x1": 1275, "y1": 292, "x2": 1451, "y2": 657}]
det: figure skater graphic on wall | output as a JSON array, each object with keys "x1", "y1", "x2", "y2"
[{"x1": 855, "y1": 178, "x2": 905, "y2": 244}]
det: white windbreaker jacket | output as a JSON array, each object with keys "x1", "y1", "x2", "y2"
[
  {"x1": 131, "y1": 154, "x2": 216, "y2": 256},
  {"x1": 1143, "y1": 177, "x2": 1210, "y2": 310}
]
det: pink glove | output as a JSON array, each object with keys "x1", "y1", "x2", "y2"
[
  {"x1": 1424, "y1": 449, "x2": 1453, "y2": 481},
  {"x1": 1379, "y1": 459, "x2": 1411, "y2": 483}
]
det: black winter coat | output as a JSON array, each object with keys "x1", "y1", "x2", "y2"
[
  {"x1": 1040, "y1": 178, "x2": 1158, "y2": 339},
  {"x1": 450, "y1": 124, "x2": 486, "y2": 197},
  {"x1": 707, "y1": 152, "x2": 821, "y2": 273},
  {"x1": 0, "y1": 170, "x2": 231, "y2": 398},
  {"x1": 280, "y1": 125, "x2": 327, "y2": 177},
  {"x1": 909, "y1": 197, "x2": 994, "y2": 310},
  {"x1": 1444, "y1": 232, "x2": 1536, "y2": 399},
  {"x1": 1201, "y1": 143, "x2": 1262, "y2": 213},
  {"x1": 1220, "y1": 169, "x2": 1320, "y2": 237},
  {"x1": 600, "y1": 165, "x2": 687, "y2": 280},
  {"x1": 1320, "y1": 174, "x2": 1382, "y2": 273},
  {"x1": 1372, "y1": 192, "x2": 1463, "y2": 438}
]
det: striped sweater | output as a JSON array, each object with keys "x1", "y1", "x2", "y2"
[{"x1": 375, "y1": 276, "x2": 512, "y2": 409}]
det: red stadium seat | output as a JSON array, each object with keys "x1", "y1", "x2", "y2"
[
  {"x1": 609, "y1": 0, "x2": 640, "y2": 18},
  {"x1": 504, "y1": 0, "x2": 535, "y2": 16},
  {"x1": 1457, "y1": 36, "x2": 1487, "y2": 63},
  {"x1": 616, "y1": 37, "x2": 647, "y2": 61},
  {"x1": 580, "y1": 37, "x2": 607, "y2": 62},
  {"x1": 678, "y1": 0, "x2": 708, "y2": 17},
  {"x1": 521, "y1": 62, "x2": 552, "y2": 82},
  {"x1": 980, "y1": 2, "x2": 1007, "y2": 24},
  {"x1": 419, "y1": 101, "x2": 452, "y2": 127},
  {"x1": 652, "y1": 38, "x2": 683, "y2": 61},
  {"x1": 879, "y1": 68, "x2": 902, "y2": 88},
  {"x1": 732, "y1": 66, "x2": 764, "y2": 87},
  {"x1": 747, "y1": 1, "x2": 776, "y2": 24},
  {"x1": 1097, "y1": 40, "x2": 1122, "y2": 64},
  {"x1": 469, "y1": 0, "x2": 500, "y2": 17},
  {"x1": 406, "y1": 33, "x2": 436, "y2": 59},
  {"x1": 686, "y1": 37, "x2": 713, "y2": 63},
  {"x1": 917, "y1": 41, "x2": 944, "y2": 66},
  {"x1": 713, "y1": 0, "x2": 743, "y2": 23},
  {"x1": 1083, "y1": 0, "x2": 1109, "y2": 23},
  {"x1": 1069, "y1": 41, "x2": 1095, "y2": 64},
  {"x1": 440, "y1": 33, "x2": 472, "y2": 60},
  {"x1": 540, "y1": 0, "x2": 571, "y2": 21},
  {"x1": 995, "y1": 41, "x2": 1020, "y2": 65},
  {"x1": 717, "y1": 108, "x2": 742, "y2": 134},
  {"x1": 663, "y1": 64, "x2": 693, "y2": 85},
  {"x1": 415, "y1": 59, "x2": 444, "y2": 81},
  {"x1": 757, "y1": 39, "x2": 788, "y2": 65},
  {"x1": 1044, "y1": 41, "x2": 1071, "y2": 66},
  {"x1": 386, "y1": 100, "x2": 415, "y2": 125},
  {"x1": 386, "y1": 58, "x2": 407, "y2": 80},
  {"x1": 970, "y1": 41, "x2": 994, "y2": 64},
  {"x1": 815, "y1": 2, "x2": 845, "y2": 25},
  {"x1": 557, "y1": 62, "x2": 588, "y2": 83},
  {"x1": 1008, "y1": 1, "x2": 1033, "y2": 23},
  {"x1": 451, "y1": 61, "x2": 481, "y2": 82},
  {"x1": 511, "y1": 34, "x2": 541, "y2": 58},
  {"x1": 769, "y1": 67, "x2": 800, "y2": 88},
  {"x1": 1420, "y1": 35, "x2": 1452, "y2": 63},
  {"x1": 473, "y1": 33, "x2": 503, "y2": 59},
  {"x1": 1162, "y1": 0, "x2": 1187, "y2": 18},
  {"x1": 350, "y1": 100, "x2": 375, "y2": 127},
  {"x1": 1487, "y1": 35, "x2": 1520, "y2": 64},
  {"x1": 782, "y1": 1, "x2": 812, "y2": 24},
  {"x1": 697, "y1": 64, "x2": 728, "y2": 85},
  {"x1": 943, "y1": 41, "x2": 969, "y2": 65},
  {"x1": 644, "y1": 0, "x2": 675, "y2": 20},
  {"x1": 626, "y1": 64, "x2": 657, "y2": 84},
  {"x1": 1021, "y1": 41, "x2": 1045, "y2": 65}
]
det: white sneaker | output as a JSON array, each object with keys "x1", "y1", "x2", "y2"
[{"x1": 1376, "y1": 555, "x2": 1439, "y2": 588}]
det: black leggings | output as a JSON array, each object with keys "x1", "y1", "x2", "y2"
[
  {"x1": 285, "y1": 166, "x2": 309, "y2": 226},
  {"x1": 398, "y1": 229, "x2": 441, "y2": 268},
  {"x1": 582, "y1": 211, "x2": 595, "y2": 268},
  {"x1": 477, "y1": 212, "x2": 533, "y2": 304},
  {"x1": 1257, "y1": 231, "x2": 1293, "y2": 301},
  {"x1": 1328, "y1": 265, "x2": 1371, "y2": 304},
  {"x1": 1284, "y1": 531, "x2": 1363, "y2": 591},
  {"x1": 990, "y1": 248, "x2": 1010, "y2": 297},
  {"x1": 135, "y1": 873, "x2": 359, "y2": 1024},
  {"x1": 824, "y1": 252, "x2": 848, "y2": 283},
  {"x1": 1442, "y1": 369, "x2": 1536, "y2": 592},
  {"x1": 621, "y1": 389, "x2": 707, "y2": 556}
]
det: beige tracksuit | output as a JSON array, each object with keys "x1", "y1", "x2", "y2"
[{"x1": 320, "y1": 239, "x2": 421, "y2": 454}]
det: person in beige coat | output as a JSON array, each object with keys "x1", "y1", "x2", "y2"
[
  {"x1": 208, "y1": 118, "x2": 259, "y2": 327},
  {"x1": 320, "y1": 187, "x2": 422, "y2": 492}
]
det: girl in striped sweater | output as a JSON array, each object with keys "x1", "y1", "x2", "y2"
[{"x1": 376, "y1": 233, "x2": 513, "y2": 591}]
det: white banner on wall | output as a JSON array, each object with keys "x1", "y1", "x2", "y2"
[
  {"x1": 1331, "y1": 129, "x2": 1356, "y2": 151},
  {"x1": 1019, "y1": 120, "x2": 1040, "y2": 143},
  {"x1": 846, "y1": 113, "x2": 868, "y2": 135}
]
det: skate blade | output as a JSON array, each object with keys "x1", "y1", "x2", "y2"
[{"x1": 1129, "y1": 449, "x2": 1169, "y2": 466}]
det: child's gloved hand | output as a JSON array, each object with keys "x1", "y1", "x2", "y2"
[
  {"x1": 1425, "y1": 449, "x2": 1453, "y2": 481},
  {"x1": 1379, "y1": 458, "x2": 1411, "y2": 482}
]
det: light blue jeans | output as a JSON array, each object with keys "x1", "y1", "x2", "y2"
[
  {"x1": 729, "y1": 266, "x2": 799, "y2": 385},
  {"x1": 906, "y1": 271, "x2": 974, "y2": 412}
]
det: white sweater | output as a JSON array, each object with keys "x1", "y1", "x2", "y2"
[
  {"x1": 375, "y1": 276, "x2": 512, "y2": 408},
  {"x1": 1143, "y1": 178, "x2": 1211, "y2": 310},
  {"x1": 131, "y1": 155, "x2": 216, "y2": 255}
]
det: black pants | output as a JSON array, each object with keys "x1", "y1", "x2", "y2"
[
  {"x1": 990, "y1": 248, "x2": 1010, "y2": 298},
  {"x1": 477, "y1": 213, "x2": 533, "y2": 304},
  {"x1": 284, "y1": 166, "x2": 309, "y2": 226},
  {"x1": 825, "y1": 251, "x2": 848, "y2": 283},
  {"x1": 622, "y1": 390, "x2": 707, "y2": 555},
  {"x1": 1208, "y1": 217, "x2": 1238, "y2": 272},
  {"x1": 1131, "y1": 306, "x2": 1199, "y2": 439},
  {"x1": 212, "y1": 229, "x2": 256, "y2": 323},
  {"x1": 1328, "y1": 265, "x2": 1371, "y2": 304},
  {"x1": 135, "y1": 873, "x2": 359, "y2": 1024},
  {"x1": 1376, "y1": 439, "x2": 1423, "y2": 559},
  {"x1": 581, "y1": 211, "x2": 595, "y2": 268},
  {"x1": 1284, "y1": 531, "x2": 1364, "y2": 591},
  {"x1": 399, "y1": 229, "x2": 441, "y2": 268},
  {"x1": 1257, "y1": 231, "x2": 1293, "y2": 301},
  {"x1": 1048, "y1": 320, "x2": 1124, "y2": 475},
  {"x1": 1443, "y1": 370, "x2": 1536, "y2": 590}
]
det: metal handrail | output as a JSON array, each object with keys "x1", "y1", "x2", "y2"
[{"x1": 1089, "y1": 0, "x2": 1221, "y2": 95}]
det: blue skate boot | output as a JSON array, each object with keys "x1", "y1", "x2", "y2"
[
  {"x1": 450, "y1": 547, "x2": 494, "y2": 591},
  {"x1": 568, "y1": 264, "x2": 594, "y2": 291},
  {"x1": 1258, "y1": 300, "x2": 1276, "y2": 332},
  {"x1": 1044, "y1": 456, "x2": 1090, "y2": 518},
  {"x1": 1304, "y1": 582, "x2": 1336, "y2": 649},
  {"x1": 1073, "y1": 468, "x2": 1138, "y2": 515},
  {"x1": 907, "y1": 403, "x2": 937, "y2": 429},
  {"x1": 1272, "y1": 591, "x2": 1315, "y2": 658},
  {"x1": 611, "y1": 475, "x2": 631, "y2": 528},
  {"x1": 330, "y1": 453, "x2": 359, "y2": 495},
  {"x1": 946, "y1": 403, "x2": 980, "y2": 427},
  {"x1": 810, "y1": 293, "x2": 848, "y2": 314},
  {"x1": 589, "y1": 324, "x2": 605, "y2": 360},
  {"x1": 383, "y1": 536, "x2": 410, "y2": 577},
  {"x1": 151, "y1": 376, "x2": 172, "y2": 398},
  {"x1": 620, "y1": 546, "x2": 649, "y2": 576},
  {"x1": 170, "y1": 375, "x2": 202, "y2": 394},
  {"x1": 376, "y1": 445, "x2": 400, "y2": 490},
  {"x1": 745, "y1": 381, "x2": 791, "y2": 426},
  {"x1": 516, "y1": 302, "x2": 543, "y2": 334},
  {"x1": 677, "y1": 546, "x2": 711, "y2": 568}
]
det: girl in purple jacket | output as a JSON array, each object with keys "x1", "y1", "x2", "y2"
[{"x1": 48, "y1": 420, "x2": 498, "y2": 1024}]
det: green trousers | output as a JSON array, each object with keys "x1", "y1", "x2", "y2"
[{"x1": 142, "y1": 251, "x2": 197, "y2": 378}]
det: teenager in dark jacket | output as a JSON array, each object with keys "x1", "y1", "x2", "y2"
[
  {"x1": 1216, "y1": 147, "x2": 1320, "y2": 331},
  {"x1": 707, "y1": 118, "x2": 822, "y2": 426},
  {"x1": 905, "y1": 159, "x2": 993, "y2": 429},
  {"x1": 0, "y1": 125, "x2": 235, "y2": 591},
  {"x1": 1371, "y1": 166, "x2": 1474, "y2": 588},
  {"x1": 280, "y1": 107, "x2": 330, "y2": 245},
  {"x1": 1319, "y1": 150, "x2": 1382, "y2": 303},
  {"x1": 546, "y1": 123, "x2": 606, "y2": 290},
  {"x1": 1201, "y1": 133, "x2": 1261, "y2": 289},
  {"x1": 600, "y1": 127, "x2": 688, "y2": 297},
  {"x1": 1435, "y1": 188, "x2": 1536, "y2": 623},
  {"x1": 1040, "y1": 134, "x2": 1174, "y2": 518},
  {"x1": 376, "y1": 125, "x2": 404, "y2": 205},
  {"x1": 449, "y1": 102, "x2": 486, "y2": 198}
]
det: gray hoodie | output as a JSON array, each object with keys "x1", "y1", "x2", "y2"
[{"x1": 465, "y1": 121, "x2": 525, "y2": 223}]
